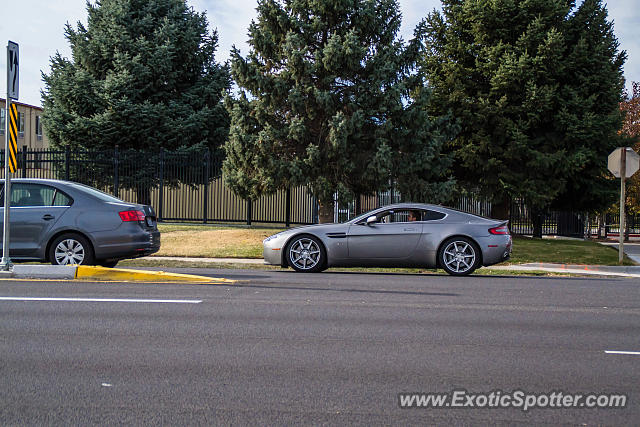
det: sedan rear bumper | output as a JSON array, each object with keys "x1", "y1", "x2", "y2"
[{"x1": 93, "y1": 230, "x2": 161, "y2": 260}]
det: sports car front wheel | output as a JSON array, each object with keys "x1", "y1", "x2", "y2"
[
  {"x1": 286, "y1": 235, "x2": 326, "y2": 273},
  {"x1": 438, "y1": 237, "x2": 480, "y2": 276}
]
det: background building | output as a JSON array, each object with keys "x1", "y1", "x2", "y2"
[{"x1": 0, "y1": 98, "x2": 49, "y2": 150}]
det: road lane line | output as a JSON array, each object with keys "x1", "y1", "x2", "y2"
[
  {"x1": 0, "y1": 297, "x2": 202, "y2": 304},
  {"x1": 604, "y1": 350, "x2": 640, "y2": 355}
]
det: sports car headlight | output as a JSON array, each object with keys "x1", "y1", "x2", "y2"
[{"x1": 263, "y1": 233, "x2": 283, "y2": 243}]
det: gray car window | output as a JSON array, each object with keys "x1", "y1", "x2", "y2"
[
  {"x1": 423, "y1": 210, "x2": 446, "y2": 221},
  {"x1": 53, "y1": 190, "x2": 72, "y2": 206},
  {"x1": 375, "y1": 209, "x2": 445, "y2": 223},
  {"x1": 2, "y1": 183, "x2": 73, "y2": 207},
  {"x1": 377, "y1": 210, "x2": 419, "y2": 223}
]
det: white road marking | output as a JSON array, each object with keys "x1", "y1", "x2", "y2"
[
  {"x1": 101, "y1": 383, "x2": 113, "y2": 387},
  {"x1": 0, "y1": 297, "x2": 202, "y2": 304},
  {"x1": 604, "y1": 350, "x2": 640, "y2": 355}
]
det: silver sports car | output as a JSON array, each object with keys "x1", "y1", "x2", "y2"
[{"x1": 263, "y1": 203, "x2": 512, "y2": 276}]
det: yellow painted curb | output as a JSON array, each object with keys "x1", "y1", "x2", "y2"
[{"x1": 75, "y1": 266, "x2": 236, "y2": 283}]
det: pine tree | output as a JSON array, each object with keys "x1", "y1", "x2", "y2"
[
  {"x1": 224, "y1": 0, "x2": 456, "y2": 222},
  {"x1": 420, "y1": 0, "x2": 626, "y2": 234},
  {"x1": 41, "y1": 0, "x2": 231, "y2": 203},
  {"x1": 621, "y1": 82, "x2": 640, "y2": 213}
]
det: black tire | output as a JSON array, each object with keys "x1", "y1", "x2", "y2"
[
  {"x1": 286, "y1": 235, "x2": 326, "y2": 273},
  {"x1": 99, "y1": 260, "x2": 119, "y2": 268},
  {"x1": 438, "y1": 237, "x2": 480, "y2": 276},
  {"x1": 49, "y1": 233, "x2": 95, "y2": 266}
]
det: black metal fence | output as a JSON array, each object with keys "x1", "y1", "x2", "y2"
[
  {"x1": 3, "y1": 146, "x2": 636, "y2": 235},
  {"x1": 0, "y1": 146, "x2": 317, "y2": 226},
  {"x1": 603, "y1": 213, "x2": 640, "y2": 236}
]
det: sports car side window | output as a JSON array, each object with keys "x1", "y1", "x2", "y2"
[{"x1": 423, "y1": 210, "x2": 446, "y2": 221}]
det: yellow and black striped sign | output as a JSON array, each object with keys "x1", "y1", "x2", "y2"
[{"x1": 8, "y1": 104, "x2": 18, "y2": 173}]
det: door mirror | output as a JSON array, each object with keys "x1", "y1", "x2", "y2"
[{"x1": 366, "y1": 215, "x2": 377, "y2": 225}]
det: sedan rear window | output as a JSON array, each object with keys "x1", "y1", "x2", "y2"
[{"x1": 67, "y1": 183, "x2": 125, "y2": 203}]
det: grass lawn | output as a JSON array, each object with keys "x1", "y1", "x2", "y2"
[
  {"x1": 153, "y1": 223, "x2": 635, "y2": 266},
  {"x1": 155, "y1": 224, "x2": 284, "y2": 258},
  {"x1": 509, "y1": 236, "x2": 635, "y2": 266}
]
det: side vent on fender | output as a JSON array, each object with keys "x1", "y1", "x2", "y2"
[{"x1": 326, "y1": 232, "x2": 347, "y2": 239}]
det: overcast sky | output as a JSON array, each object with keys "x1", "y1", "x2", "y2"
[{"x1": 0, "y1": 0, "x2": 638, "y2": 107}]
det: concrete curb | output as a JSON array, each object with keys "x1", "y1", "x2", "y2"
[
  {"x1": 75, "y1": 266, "x2": 235, "y2": 283},
  {"x1": 6, "y1": 265, "x2": 234, "y2": 283}
]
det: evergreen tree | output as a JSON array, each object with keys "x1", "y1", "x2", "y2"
[
  {"x1": 620, "y1": 82, "x2": 640, "y2": 213},
  {"x1": 420, "y1": 0, "x2": 626, "y2": 233},
  {"x1": 41, "y1": 0, "x2": 231, "y2": 203},
  {"x1": 224, "y1": 0, "x2": 456, "y2": 222}
]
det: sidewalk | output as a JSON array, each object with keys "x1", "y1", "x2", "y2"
[
  {"x1": 484, "y1": 263, "x2": 640, "y2": 278},
  {"x1": 149, "y1": 256, "x2": 640, "y2": 278},
  {"x1": 598, "y1": 242, "x2": 640, "y2": 264}
]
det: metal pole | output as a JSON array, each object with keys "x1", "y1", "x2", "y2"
[
  {"x1": 203, "y1": 150, "x2": 209, "y2": 224},
  {"x1": 619, "y1": 148, "x2": 626, "y2": 264},
  {"x1": 1, "y1": 99, "x2": 12, "y2": 270}
]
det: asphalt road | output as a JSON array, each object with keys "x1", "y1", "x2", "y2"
[{"x1": 1, "y1": 270, "x2": 639, "y2": 425}]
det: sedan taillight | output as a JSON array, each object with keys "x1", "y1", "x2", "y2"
[
  {"x1": 119, "y1": 210, "x2": 146, "y2": 222},
  {"x1": 489, "y1": 225, "x2": 510, "y2": 235}
]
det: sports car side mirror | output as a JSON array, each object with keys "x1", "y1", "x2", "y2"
[{"x1": 366, "y1": 215, "x2": 377, "y2": 225}]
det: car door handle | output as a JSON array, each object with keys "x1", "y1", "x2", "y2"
[
  {"x1": 42, "y1": 214, "x2": 55, "y2": 221},
  {"x1": 404, "y1": 228, "x2": 416, "y2": 231}
]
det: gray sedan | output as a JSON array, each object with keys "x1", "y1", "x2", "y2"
[
  {"x1": 0, "y1": 179, "x2": 160, "y2": 267},
  {"x1": 263, "y1": 203, "x2": 512, "y2": 275}
]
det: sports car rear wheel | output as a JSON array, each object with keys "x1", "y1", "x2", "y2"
[
  {"x1": 287, "y1": 235, "x2": 326, "y2": 273},
  {"x1": 438, "y1": 237, "x2": 480, "y2": 276}
]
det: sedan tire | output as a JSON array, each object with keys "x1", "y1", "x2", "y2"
[
  {"x1": 99, "y1": 260, "x2": 119, "y2": 268},
  {"x1": 438, "y1": 237, "x2": 480, "y2": 276},
  {"x1": 49, "y1": 233, "x2": 95, "y2": 266},
  {"x1": 286, "y1": 235, "x2": 326, "y2": 273}
]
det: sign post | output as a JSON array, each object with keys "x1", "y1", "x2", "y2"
[
  {"x1": 1, "y1": 41, "x2": 19, "y2": 271},
  {"x1": 607, "y1": 147, "x2": 640, "y2": 264}
]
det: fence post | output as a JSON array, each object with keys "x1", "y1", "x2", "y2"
[
  {"x1": 246, "y1": 199, "x2": 252, "y2": 226},
  {"x1": 21, "y1": 145, "x2": 27, "y2": 178},
  {"x1": 203, "y1": 150, "x2": 209, "y2": 224},
  {"x1": 158, "y1": 149, "x2": 164, "y2": 221},
  {"x1": 65, "y1": 147, "x2": 70, "y2": 181},
  {"x1": 285, "y1": 187, "x2": 291, "y2": 227},
  {"x1": 113, "y1": 146, "x2": 119, "y2": 198},
  {"x1": 312, "y1": 196, "x2": 318, "y2": 224}
]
